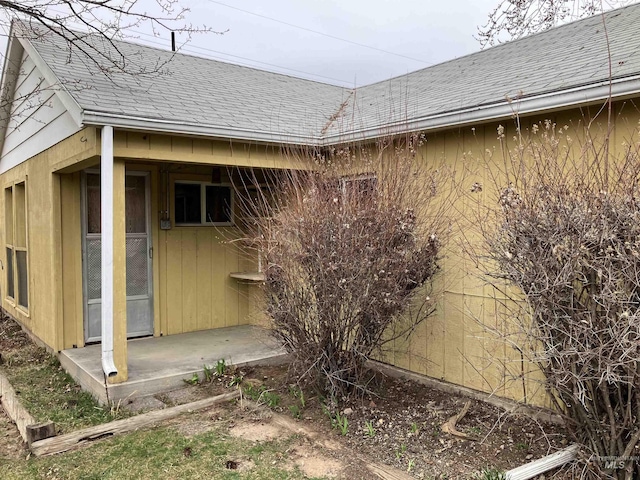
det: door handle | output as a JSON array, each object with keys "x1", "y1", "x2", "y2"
[{"x1": 149, "y1": 247, "x2": 153, "y2": 259}]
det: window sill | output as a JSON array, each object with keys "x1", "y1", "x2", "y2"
[{"x1": 5, "y1": 299, "x2": 30, "y2": 319}]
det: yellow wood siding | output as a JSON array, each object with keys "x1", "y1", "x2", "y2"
[
  {"x1": 376, "y1": 103, "x2": 639, "y2": 407},
  {"x1": 158, "y1": 227, "x2": 247, "y2": 334},
  {"x1": 60, "y1": 173, "x2": 84, "y2": 349},
  {"x1": 0, "y1": 128, "x2": 96, "y2": 351},
  {"x1": 3, "y1": 104, "x2": 640, "y2": 404},
  {"x1": 112, "y1": 130, "x2": 301, "y2": 170}
]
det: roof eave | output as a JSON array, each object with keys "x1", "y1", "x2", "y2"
[
  {"x1": 324, "y1": 75, "x2": 640, "y2": 144},
  {"x1": 82, "y1": 75, "x2": 640, "y2": 147},
  {"x1": 81, "y1": 110, "x2": 323, "y2": 147}
]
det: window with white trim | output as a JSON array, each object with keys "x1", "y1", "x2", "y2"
[
  {"x1": 5, "y1": 182, "x2": 28, "y2": 309},
  {"x1": 174, "y1": 181, "x2": 233, "y2": 226},
  {"x1": 340, "y1": 174, "x2": 377, "y2": 198}
]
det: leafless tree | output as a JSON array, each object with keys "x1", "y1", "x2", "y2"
[
  {"x1": 477, "y1": 0, "x2": 632, "y2": 47},
  {"x1": 0, "y1": 1, "x2": 218, "y2": 136},
  {"x1": 2, "y1": 0, "x2": 211, "y2": 74},
  {"x1": 232, "y1": 136, "x2": 456, "y2": 401}
]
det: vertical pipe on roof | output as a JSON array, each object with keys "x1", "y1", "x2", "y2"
[
  {"x1": 171, "y1": 32, "x2": 176, "y2": 52},
  {"x1": 101, "y1": 125, "x2": 117, "y2": 378}
]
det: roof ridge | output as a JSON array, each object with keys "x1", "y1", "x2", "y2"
[
  {"x1": 118, "y1": 36, "x2": 352, "y2": 91},
  {"x1": 17, "y1": 2, "x2": 636, "y2": 93}
]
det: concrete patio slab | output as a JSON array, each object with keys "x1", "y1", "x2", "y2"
[{"x1": 59, "y1": 325, "x2": 287, "y2": 404}]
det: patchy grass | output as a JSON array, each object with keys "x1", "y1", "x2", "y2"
[
  {"x1": 0, "y1": 317, "x2": 130, "y2": 433},
  {"x1": 0, "y1": 316, "x2": 569, "y2": 478},
  {"x1": 0, "y1": 319, "x2": 335, "y2": 478},
  {"x1": 0, "y1": 421, "x2": 310, "y2": 479}
]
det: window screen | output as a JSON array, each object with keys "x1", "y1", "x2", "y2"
[
  {"x1": 205, "y1": 186, "x2": 232, "y2": 223},
  {"x1": 174, "y1": 182, "x2": 233, "y2": 225},
  {"x1": 175, "y1": 183, "x2": 201, "y2": 224},
  {"x1": 16, "y1": 251, "x2": 27, "y2": 308},
  {"x1": 6, "y1": 247, "x2": 13, "y2": 299}
]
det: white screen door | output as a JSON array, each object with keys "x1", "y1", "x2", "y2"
[{"x1": 82, "y1": 171, "x2": 154, "y2": 342}]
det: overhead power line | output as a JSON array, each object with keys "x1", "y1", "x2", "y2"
[
  {"x1": 15, "y1": 6, "x2": 355, "y2": 86},
  {"x1": 204, "y1": 0, "x2": 432, "y2": 66},
  {"x1": 129, "y1": 29, "x2": 354, "y2": 86},
  {"x1": 25, "y1": 3, "x2": 428, "y2": 86}
]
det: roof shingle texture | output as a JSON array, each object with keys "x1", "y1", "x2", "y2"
[
  {"x1": 32, "y1": 34, "x2": 351, "y2": 141},
  {"x1": 345, "y1": 6, "x2": 640, "y2": 136},
  {"x1": 26, "y1": 3, "x2": 640, "y2": 142}
]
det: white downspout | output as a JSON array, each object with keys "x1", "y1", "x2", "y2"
[{"x1": 100, "y1": 125, "x2": 117, "y2": 378}]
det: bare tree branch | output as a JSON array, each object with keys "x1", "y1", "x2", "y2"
[
  {"x1": 0, "y1": 1, "x2": 224, "y2": 132},
  {"x1": 477, "y1": 0, "x2": 633, "y2": 47},
  {"x1": 2, "y1": 0, "x2": 216, "y2": 76}
]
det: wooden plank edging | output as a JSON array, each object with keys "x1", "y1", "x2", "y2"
[
  {"x1": 30, "y1": 390, "x2": 240, "y2": 457},
  {"x1": 0, "y1": 371, "x2": 55, "y2": 445}
]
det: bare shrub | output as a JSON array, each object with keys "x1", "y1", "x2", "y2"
[
  {"x1": 477, "y1": 120, "x2": 640, "y2": 479},
  {"x1": 233, "y1": 137, "x2": 453, "y2": 400}
]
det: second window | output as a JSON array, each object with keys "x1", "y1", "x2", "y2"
[{"x1": 174, "y1": 182, "x2": 233, "y2": 226}]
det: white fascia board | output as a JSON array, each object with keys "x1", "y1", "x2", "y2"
[
  {"x1": 0, "y1": 30, "x2": 24, "y2": 158},
  {"x1": 323, "y1": 76, "x2": 640, "y2": 144},
  {"x1": 17, "y1": 36, "x2": 84, "y2": 128},
  {"x1": 81, "y1": 110, "x2": 323, "y2": 146}
]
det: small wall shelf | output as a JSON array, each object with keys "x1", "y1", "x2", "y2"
[{"x1": 229, "y1": 272, "x2": 265, "y2": 282}]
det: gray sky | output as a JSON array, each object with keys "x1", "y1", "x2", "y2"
[{"x1": 129, "y1": 0, "x2": 501, "y2": 87}]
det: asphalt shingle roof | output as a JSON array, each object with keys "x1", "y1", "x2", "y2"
[
  {"x1": 31, "y1": 33, "x2": 351, "y2": 141},
  {"x1": 341, "y1": 5, "x2": 640, "y2": 137},
  {"x1": 23, "y1": 3, "x2": 640, "y2": 143}
]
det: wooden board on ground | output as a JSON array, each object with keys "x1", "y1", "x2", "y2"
[
  {"x1": 0, "y1": 371, "x2": 55, "y2": 445},
  {"x1": 30, "y1": 391, "x2": 240, "y2": 457}
]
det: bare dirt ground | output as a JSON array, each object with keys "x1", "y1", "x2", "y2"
[
  {"x1": 0, "y1": 408, "x2": 26, "y2": 461},
  {"x1": 129, "y1": 363, "x2": 571, "y2": 479},
  {"x1": 226, "y1": 407, "x2": 367, "y2": 479},
  {"x1": 0, "y1": 313, "x2": 570, "y2": 479},
  {"x1": 162, "y1": 402, "x2": 384, "y2": 479}
]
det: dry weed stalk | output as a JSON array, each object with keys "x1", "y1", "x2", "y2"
[
  {"x1": 477, "y1": 119, "x2": 640, "y2": 479},
  {"x1": 233, "y1": 136, "x2": 453, "y2": 400}
]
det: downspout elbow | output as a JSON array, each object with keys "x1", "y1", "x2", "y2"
[{"x1": 101, "y1": 352, "x2": 117, "y2": 378}]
